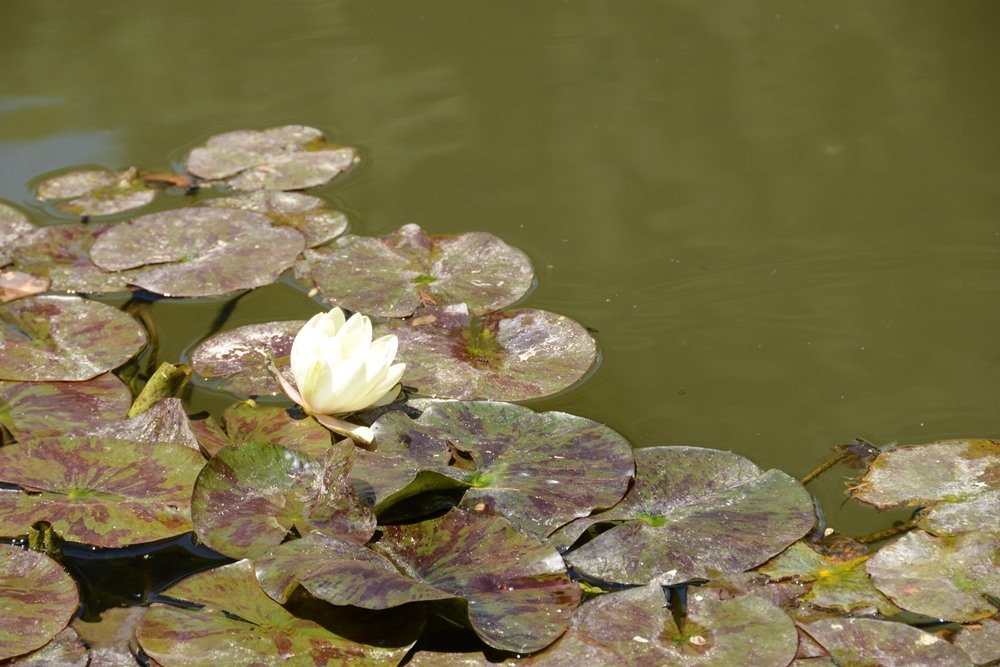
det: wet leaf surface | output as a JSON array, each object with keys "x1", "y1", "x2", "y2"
[
  {"x1": 189, "y1": 320, "x2": 304, "y2": 396},
  {"x1": 561, "y1": 446, "x2": 816, "y2": 586},
  {"x1": 353, "y1": 401, "x2": 634, "y2": 538},
  {"x1": 72, "y1": 606, "x2": 148, "y2": 667},
  {"x1": 228, "y1": 149, "x2": 359, "y2": 191},
  {"x1": 374, "y1": 305, "x2": 596, "y2": 401},
  {"x1": 191, "y1": 441, "x2": 374, "y2": 559},
  {"x1": 0, "y1": 435, "x2": 204, "y2": 546},
  {"x1": 951, "y1": 617, "x2": 1000, "y2": 665},
  {"x1": 72, "y1": 397, "x2": 204, "y2": 453},
  {"x1": 0, "y1": 202, "x2": 35, "y2": 267},
  {"x1": 0, "y1": 373, "x2": 132, "y2": 440},
  {"x1": 222, "y1": 401, "x2": 332, "y2": 458},
  {"x1": 295, "y1": 224, "x2": 534, "y2": 318},
  {"x1": 0, "y1": 271, "x2": 48, "y2": 303},
  {"x1": 35, "y1": 167, "x2": 156, "y2": 217},
  {"x1": 800, "y1": 617, "x2": 972, "y2": 667},
  {"x1": 0, "y1": 296, "x2": 147, "y2": 382},
  {"x1": 372, "y1": 508, "x2": 580, "y2": 653},
  {"x1": 89, "y1": 208, "x2": 305, "y2": 297},
  {"x1": 865, "y1": 530, "x2": 1000, "y2": 622},
  {"x1": 202, "y1": 190, "x2": 348, "y2": 247},
  {"x1": 137, "y1": 559, "x2": 410, "y2": 666},
  {"x1": 8, "y1": 626, "x2": 88, "y2": 666},
  {"x1": 0, "y1": 545, "x2": 80, "y2": 661}
]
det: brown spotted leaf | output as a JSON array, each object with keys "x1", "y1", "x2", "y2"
[
  {"x1": 201, "y1": 190, "x2": 348, "y2": 247},
  {"x1": 71, "y1": 397, "x2": 204, "y2": 452},
  {"x1": 222, "y1": 401, "x2": 332, "y2": 458},
  {"x1": 35, "y1": 167, "x2": 156, "y2": 217},
  {"x1": 189, "y1": 320, "x2": 304, "y2": 397},
  {"x1": 0, "y1": 546, "x2": 80, "y2": 661},
  {"x1": 0, "y1": 271, "x2": 48, "y2": 303},
  {"x1": 8, "y1": 627, "x2": 88, "y2": 666},
  {"x1": 800, "y1": 617, "x2": 972, "y2": 667},
  {"x1": 0, "y1": 373, "x2": 132, "y2": 440},
  {"x1": 0, "y1": 202, "x2": 36, "y2": 267}
]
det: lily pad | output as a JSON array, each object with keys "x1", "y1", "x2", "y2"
[
  {"x1": 35, "y1": 167, "x2": 156, "y2": 217},
  {"x1": 72, "y1": 606, "x2": 148, "y2": 667},
  {"x1": 137, "y1": 559, "x2": 412, "y2": 665},
  {"x1": 228, "y1": 149, "x2": 360, "y2": 191},
  {"x1": 372, "y1": 508, "x2": 580, "y2": 653},
  {"x1": 202, "y1": 190, "x2": 348, "y2": 247},
  {"x1": 0, "y1": 373, "x2": 132, "y2": 441},
  {"x1": 89, "y1": 208, "x2": 305, "y2": 297},
  {"x1": 561, "y1": 446, "x2": 816, "y2": 586},
  {"x1": 800, "y1": 617, "x2": 972, "y2": 667},
  {"x1": 295, "y1": 224, "x2": 534, "y2": 318},
  {"x1": 352, "y1": 400, "x2": 634, "y2": 538},
  {"x1": 374, "y1": 305, "x2": 596, "y2": 401},
  {"x1": 0, "y1": 546, "x2": 80, "y2": 661},
  {"x1": 72, "y1": 397, "x2": 204, "y2": 452},
  {"x1": 9, "y1": 223, "x2": 139, "y2": 294},
  {"x1": 189, "y1": 320, "x2": 304, "y2": 396},
  {"x1": 0, "y1": 295, "x2": 147, "y2": 382},
  {"x1": 951, "y1": 618, "x2": 1000, "y2": 665},
  {"x1": 191, "y1": 440, "x2": 374, "y2": 559},
  {"x1": 8, "y1": 627, "x2": 88, "y2": 666},
  {"x1": 0, "y1": 435, "x2": 205, "y2": 547},
  {"x1": 530, "y1": 585, "x2": 798, "y2": 667},
  {"x1": 0, "y1": 202, "x2": 35, "y2": 267},
  {"x1": 865, "y1": 530, "x2": 1000, "y2": 622},
  {"x1": 0, "y1": 271, "x2": 49, "y2": 303},
  {"x1": 222, "y1": 400, "x2": 332, "y2": 458}
]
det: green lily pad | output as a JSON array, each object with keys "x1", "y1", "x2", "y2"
[
  {"x1": 189, "y1": 320, "x2": 305, "y2": 396},
  {"x1": 72, "y1": 606, "x2": 148, "y2": 667},
  {"x1": 0, "y1": 435, "x2": 205, "y2": 547},
  {"x1": 530, "y1": 585, "x2": 798, "y2": 667},
  {"x1": 202, "y1": 190, "x2": 348, "y2": 247},
  {"x1": 0, "y1": 203, "x2": 36, "y2": 267},
  {"x1": 35, "y1": 167, "x2": 156, "y2": 217},
  {"x1": 0, "y1": 373, "x2": 132, "y2": 441},
  {"x1": 800, "y1": 617, "x2": 972, "y2": 667},
  {"x1": 73, "y1": 397, "x2": 203, "y2": 452},
  {"x1": 8, "y1": 627, "x2": 88, "y2": 666},
  {"x1": 0, "y1": 546, "x2": 80, "y2": 661},
  {"x1": 9, "y1": 223, "x2": 139, "y2": 294},
  {"x1": 561, "y1": 446, "x2": 816, "y2": 586},
  {"x1": 865, "y1": 530, "x2": 1000, "y2": 622},
  {"x1": 184, "y1": 125, "x2": 359, "y2": 191},
  {"x1": 352, "y1": 400, "x2": 634, "y2": 538},
  {"x1": 294, "y1": 224, "x2": 534, "y2": 318},
  {"x1": 89, "y1": 208, "x2": 305, "y2": 297},
  {"x1": 373, "y1": 305, "x2": 596, "y2": 401},
  {"x1": 372, "y1": 508, "x2": 580, "y2": 653},
  {"x1": 191, "y1": 441, "x2": 374, "y2": 559},
  {"x1": 0, "y1": 296, "x2": 147, "y2": 382},
  {"x1": 0, "y1": 271, "x2": 49, "y2": 303},
  {"x1": 137, "y1": 559, "x2": 412, "y2": 666},
  {"x1": 222, "y1": 400, "x2": 332, "y2": 458},
  {"x1": 951, "y1": 618, "x2": 1000, "y2": 665}
]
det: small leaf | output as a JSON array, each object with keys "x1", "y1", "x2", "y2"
[
  {"x1": 35, "y1": 167, "x2": 156, "y2": 217},
  {"x1": 201, "y1": 190, "x2": 348, "y2": 247},
  {"x1": 0, "y1": 546, "x2": 80, "y2": 661},
  {"x1": 128, "y1": 362, "x2": 192, "y2": 418},
  {"x1": 0, "y1": 373, "x2": 132, "y2": 441},
  {"x1": 190, "y1": 320, "x2": 304, "y2": 397},
  {"x1": 0, "y1": 271, "x2": 48, "y2": 303}
]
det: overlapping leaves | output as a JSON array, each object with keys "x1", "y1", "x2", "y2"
[
  {"x1": 35, "y1": 167, "x2": 156, "y2": 217},
  {"x1": 189, "y1": 320, "x2": 304, "y2": 396}
]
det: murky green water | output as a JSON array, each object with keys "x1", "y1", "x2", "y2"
[{"x1": 3, "y1": 0, "x2": 1000, "y2": 542}]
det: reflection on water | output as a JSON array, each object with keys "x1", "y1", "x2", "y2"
[{"x1": 3, "y1": 1, "x2": 1000, "y2": 533}]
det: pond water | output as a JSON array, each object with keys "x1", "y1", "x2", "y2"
[{"x1": 2, "y1": 1, "x2": 999, "y2": 573}]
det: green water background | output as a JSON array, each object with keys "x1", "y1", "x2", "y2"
[{"x1": 2, "y1": 1, "x2": 1000, "y2": 536}]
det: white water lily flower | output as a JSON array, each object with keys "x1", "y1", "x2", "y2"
[{"x1": 275, "y1": 307, "x2": 404, "y2": 444}]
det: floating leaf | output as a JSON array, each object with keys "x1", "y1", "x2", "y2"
[
  {"x1": 72, "y1": 606, "x2": 148, "y2": 667},
  {"x1": 228, "y1": 149, "x2": 359, "y2": 191},
  {"x1": 189, "y1": 320, "x2": 304, "y2": 396},
  {"x1": 0, "y1": 545, "x2": 80, "y2": 661},
  {"x1": 9, "y1": 223, "x2": 138, "y2": 294},
  {"x1": 137, "y1": 560, "x2": 411, "y2": 665},
  {"x1": 295, "y1": 224, "x2": 534, "y2": 318},
  {"x1": 202, "y1": 190, "x2": 348, "y2": 247},
  {"x1": 0, "y1": 202, "x2": 35, "y2": 267},
  {"x1": 188, "y1": 415, "x2": 229, "y2": 457},
  {"x1": 353, "y1": 401, "x2": 633, "y2": 538},
  {"x1": 222, "y1": 401, "x2": 332, "y2": 458},
  {"x1": 35, "y1": 167, "x2": 155, "y2": 217},
  {"x1": 8, "y1": 627, "x2": 88, "y2": 666},
  {"x1": 89, "y1": 208, "x2": 305, "y2": 297},
  {"x1": 373, "y1": 305, "x2": 596, "y2": 401},
  {"x1": 191, "y1": 441, "x2": 374, "y2": 559},
  {"x1": 530, "y1": 585, "x2": 797, "y2": 667},
  {"x1": 865, "y1": 530, "x2": 1000, "y2": 622},
  {"x1": 372, "y1": 508, "x2": 580, "y2": 653},
  {"x1": 0, "y1": 373, "x2": 132, "y2": 440},
  {"x1": 561, "y1": 446, "x2": 816, "y2": 586},
  {"x1": 951, "y1": 618, "x2": 1000, "y2": 665},
  {"x1": 800, "y1": 618, "x2": 972, "y2": 667},
  {"x1": 0, "y1": 271, "x2": 48, "y2": 303},
  {"x1": 73, "y1": 397, "x2": 203, "y2": 453},
  {"x1": 0, "y1": 435, "x2": 204, "y2": 546},
  {"x1": 0, "y1": 296, "x2": 147, "y2": 382}
]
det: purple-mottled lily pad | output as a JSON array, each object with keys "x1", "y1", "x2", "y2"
[
  {"x1": 35, "y1": 167, "x2": 156, "y2": 217},
  {"x1": 89, "y1": 208, "x2": 305, "y2": 297},
  {"x1": 295, "y1": 224, "x2": 533, "y2": 318},
  {"x1": 0, "y1": 435, "x2": 204, "y2": 547},
  {"x1": 189, "y1": 320, "x2": 304, "y2": 396},
  {"x1": 191, "y1": 440, "x2": 374, "y2": 559},
  {"x1": 0, "y1": 202, "x2": 35, "y2": 267},
  {"x1": 374, "y1": 305, "x2": 596, "y2": 401},
  {"x1": 72, "y1": 606, "x2": 147, "y2": 667},
  {"x1": 9, "y1": 223, "x2": 139, "y2": 294},
  {"x1": 8, "y1": 627, "x2": 88, "y2": 666},
  {"x1": 222, "y1": 400, "x2": 332, "y2": 458},
  {"x1": 951, "y1": 618, "x2": 1000, "y2": 665},
  {"x1": 800, "y1": 617, "x2": 972, "y2": 667},
  {"x1": 71, "y1": 397, "x2": 203, "y2": 452},
  {"x1": 0, "y1": 271, "x2": 49, "y2": 303},
  {"x1": 0, "y1": 296, "x2": 147, "y2": 382},
  {"x1": 560, "y1": 446, "x2": 816, "y2": 586},
  {"x1": 0, "y1": 546, "x2": 80, "y2": 661},
  {"x1": 0, "y1": 373, "x2": 132, "y2": 441},
  {"x1": 137, "y1": 559, "x2": 411, "y2": 665},
  {"x1": 188, "y1": 415, "x2": 229, "y2": 457},
  {"x1": 865, "y1": 530, "x2": 1000, "y2": 622},
  {"x1": 851, "y1": 440, "x2": 1000, "y2": 536},
  {"x1": 530, "y1": 585, "x2": 797, "y2": 667},
  {"x1": 372, "y1": 508, "x2": 580, "y2": 653},
  {"x1": 202, "y1": 190, "x2": 348, "y2": 247},
  {"x1": 184, "y1": 125, "x2": 359, "y2": 191},
  {"x1": 352, "y1": 401, "x2": 633, "y2": 538}
]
